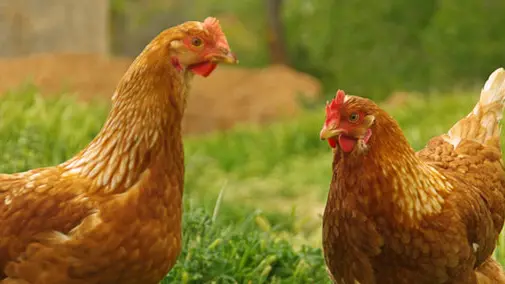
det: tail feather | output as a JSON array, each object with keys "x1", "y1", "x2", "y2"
[{"x1": 445, "y1": 68, "x2": 505, "y2": 148}]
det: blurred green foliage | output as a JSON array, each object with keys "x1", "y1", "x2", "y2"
[
  {"x1": 111, "y1": 0, "x2": 505, "y2": 100},
  {"x1": 283, "y1": 0, "x2": 505, "y2": 99}
]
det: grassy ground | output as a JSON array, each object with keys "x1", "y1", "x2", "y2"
[{"x1": 1, "y1": 85, "x2": 504, "y2": 283}]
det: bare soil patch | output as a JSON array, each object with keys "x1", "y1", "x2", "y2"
[{"x1": 0, "y1": 53, "x2": 321, "y2": 135}]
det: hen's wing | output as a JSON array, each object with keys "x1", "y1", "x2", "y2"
[
  {"x1": 417, "y1": 68, "x2": 505, "y2": 269},
  {"x1": 1, "y1": 169, "x2": 161, "y2": 284},
  {"x1": 0, "y1": 167, "x2": 96, "y2": 278}
]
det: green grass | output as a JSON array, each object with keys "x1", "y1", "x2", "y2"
[{"x1": 1, "y1": 84, "x2": 504, "y2": 283}]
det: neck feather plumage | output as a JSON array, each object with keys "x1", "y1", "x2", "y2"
[
  {"x1": 332, "y1": 111, "x2": 453, "y2": 226},
  {"x1": 62, "y1": 49, "x2": 191, "y2": 194}
]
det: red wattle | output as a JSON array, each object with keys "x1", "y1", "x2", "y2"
[
  {"x1": 189, "y1": 62, "x2": 217, "y2": 77},
  {"x1": 328, "y1": 138, "x2": 337, "y2": 148},
  {"x1": 338, "y1": 135, "x2": 357, "y2": 153}
]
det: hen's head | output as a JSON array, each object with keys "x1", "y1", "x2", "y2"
[
  {"x1": 146, "y1": 17, "x2": 237, "y2": 77},
  {"x1": 320, "y1": 90, "x2": 378, "y2": 154}
]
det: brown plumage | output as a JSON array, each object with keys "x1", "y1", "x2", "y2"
[
  {"x1": 0, "y1": 17, "x2": 237, "y2": 284},
  {"x1": 320, "y1": 68, "x2": 505, "y2": 284}
]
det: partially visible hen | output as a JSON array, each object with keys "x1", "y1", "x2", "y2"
[
  {"x1": 0, "y1": 17, "x2": 237, "y2": 284},
  {"x1": 320, "y1": 68, "x2": 505, "y2": 284}
]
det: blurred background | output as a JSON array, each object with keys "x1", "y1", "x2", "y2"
[
  {"x1": 2, "y1": 0, "x2": 505, "y2": 126},
  {"x1": 1, "y1": 1, "x2": 505, "y2": 282}
]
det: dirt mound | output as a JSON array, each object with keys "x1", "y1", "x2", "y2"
[
  {"x1": 0, "y1": 53, "x2": 133, "y2": 99},
  {"x1": 0, "y1": 53, "x2": 321, "y2": 135}
]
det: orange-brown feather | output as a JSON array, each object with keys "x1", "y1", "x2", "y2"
[
  {"x1": 0, "y1": 18, "x2": 231, "y2": 283},
  {"x1": 323, "y1": 68, "x2": 505, "y2": 283}
]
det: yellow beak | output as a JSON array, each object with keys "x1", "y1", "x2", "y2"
[
  {"x1": 207, "y1": 50, "x2": 238, "y2": 64},
  {"x1": 319, "y1": 127, "x2": 344, "y2": 140}
]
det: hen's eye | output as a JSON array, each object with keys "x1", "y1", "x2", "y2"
[
  {"x1": 349, "y1": 112, "x2": 359, "y2": 122},
  {"x1": 191, "y1": 37, "x2": 203, "y2": 47}
]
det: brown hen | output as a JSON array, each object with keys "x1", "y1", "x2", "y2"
[
  {"x1": 320, "y1": 68, "x2": 505, "y2": 284},
  {"x1": 0, "y1": 17, "x2": 237, "y2": 284}
]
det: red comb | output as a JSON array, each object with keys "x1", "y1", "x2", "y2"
[
  {"x1": 325, "y1": 90, "x2": 346, "y2": 117},
  {"x1": 203, "y1": 17, "x2": 230, "y2": 49},
  {"x1": 335, "y1": 89, "x2": 346, "y2": 105}
]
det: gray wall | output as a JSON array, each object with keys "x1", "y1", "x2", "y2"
[{"x1": 0, "y1": 0, "x2": 109, "y2": 57}]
